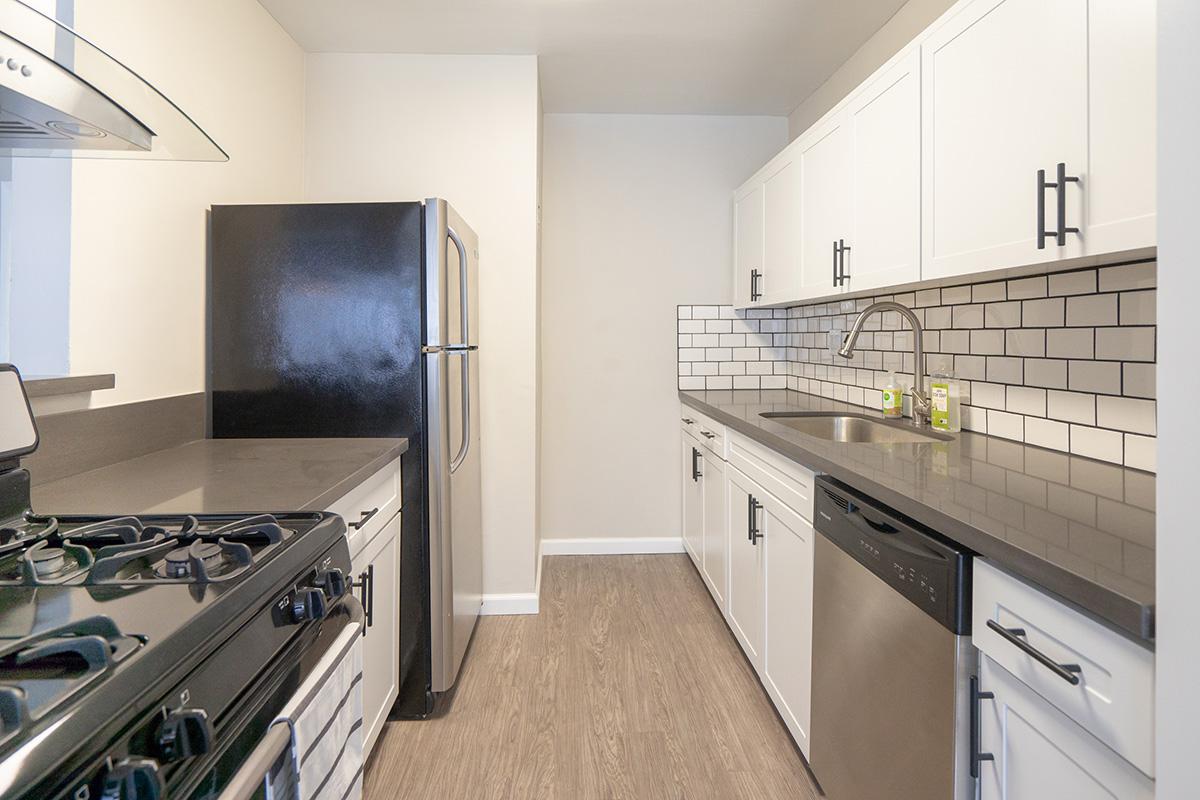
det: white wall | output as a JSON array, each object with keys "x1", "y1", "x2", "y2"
[
  {"x1": 1155, "y1": 1, "x2": 1199, "y2": 792},
  {"x1": 786, "y1": 0, "x2": 955, "y2": 139},
  {"x1": 304, "y1": 54, "x2": 541, "y2": 599},
  {"x1": 539, "y1": 113, "x2": 786, "y2": 544},
  {"x1": 60, "y1": 0, "x2": 307, "y2": 408}
]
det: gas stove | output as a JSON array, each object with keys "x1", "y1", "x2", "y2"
[{"x1": 0, "y1": 366, "x2": 364, "y2": 800}]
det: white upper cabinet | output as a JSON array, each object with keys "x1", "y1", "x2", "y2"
[
  {"x1": 733, "y1": 182, "x2": 765, "y2": 308},
  {"x1": 761, "y1": 154, "x2": 803, "y2": 305},
  {"x1": 1085, "y1": 0, "x2": 1156, "y2": 255},
  {"x1": 922, "y1": 0, "x2": 1088, "y2": 279},
  {"x1": 844, "y1": 48, "x2": 922, "y2": 294},
  {"x1": 798, "y1": 113, "x2": 852, "y2": 300}
]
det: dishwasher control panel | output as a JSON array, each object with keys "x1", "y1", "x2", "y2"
[{"x1": 814, "y1": 476, "x2": 973, "y2": 634}]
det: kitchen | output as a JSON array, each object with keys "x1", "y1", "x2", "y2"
[{"x1": 0, "y1": 0, "x2": 1194, "y2": 798}]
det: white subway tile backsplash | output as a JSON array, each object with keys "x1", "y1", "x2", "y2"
[
  {"x1": 1068, "y1": 360, "x2": 1122, "y2": 394},
  {"x1": 1048, "y1": 269, "x2": 1097, "y2": 296},
  {"x1": 1006, "y1": 386, "x2": 1047, "y2": 417},
  {"x1": 1006, "y1": 329, "x2": 1046, "y2": 357},
  {"x1": 985, "y1": 301, "x2": 1022, "y2": 328},
  {"x1": 1124, "y1": 434, "x2": 1156, "y2": 472},
  {"x1": 677, "y1": 260, "x2": 1155, "y2": 470},
  {"x1": 1099, "y1": 261, "x2": 1155, "y2": 291},
  {"x1": 1094, "y1": 327, "x2": 1155, "y2": 362},
  {"x1": 987, "y1": 410, "x2": 1025, "y2": 441},
  {"x1": 1046, "y1": 328, "x2": 1094, "y2": 359},
  {"x1": 1096, "y1": 396, "x2": 1156, "y2": 435},
  {"x1": 1024, "y1": 359, "x2": 1068, "y2": 389},
  {"x1": 1123, "y1": 363, "x2": 1155, "y2": 399},
  {"x1": 1007, "y1": 276, "x2": 1048, "y2": 299},
  {"x1": 1070, "y1": 425, "x2": 1123, "y2": 462},
  {"x1": 1047, "y1": 391, "x2": 1096, "y2": 425},
  {"x1": 1022, "y1": 298, "x2": 1065, "y2": 327},
  {"x1": 1066, "y1": 294, "x2": 1118, "y2": 327},
  {"x1": 1025, "y1": 417, "x2": 1070, "y2": 450}
]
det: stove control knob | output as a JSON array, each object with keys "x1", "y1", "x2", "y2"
[
  {"x1": 157, "y1": 707, "x2": 212, "y2": 762},
  {"x1": 101, "y1": 758, "x2": 163, "y2": 800},
  {"x1": 292, "y1": 587, "x2": 327, "y2": 623},
  {"x1": 315, "y1": 567, "x2": 348, "y2": 598}
]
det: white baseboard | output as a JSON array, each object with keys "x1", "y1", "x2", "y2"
[
  {"x1": 541, "y1": 536, "x2": 686, "y2": 555},
  {"x1": 480, "y1": 591, "x2": 539, "y2": 615},
  {"x1": 480, "y1": 539, "x2": 544, "y2": 616}
]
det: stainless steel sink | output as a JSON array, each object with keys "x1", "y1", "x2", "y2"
[{"x1": 759, "y1": 412, "x2": 954, "y2": 443}]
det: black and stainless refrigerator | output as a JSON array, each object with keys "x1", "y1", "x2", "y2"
[{"x1": 207, "y1": 198, "x2": 482, "y2": 717}]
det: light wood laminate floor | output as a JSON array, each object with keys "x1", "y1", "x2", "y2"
[{"x1": 364, "y1": 554, "x2": 820, "y2": 799}]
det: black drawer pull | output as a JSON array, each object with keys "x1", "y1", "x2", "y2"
[
  {"x1": 986, "y1": 619, "x2": 1082, "y2": 685},
  {"x1": 348, "y1": 507, "x2": 379, "y2": 530}
]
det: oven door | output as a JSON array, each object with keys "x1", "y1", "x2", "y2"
[{"x1": 179, "y1": 595, "x2": 364, "y2": 800}]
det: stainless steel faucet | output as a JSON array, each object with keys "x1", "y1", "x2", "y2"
[{"x1": 837, "y1": 301, "x2": 931, "y2": 426}]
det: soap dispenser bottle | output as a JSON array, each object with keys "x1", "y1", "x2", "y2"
[{"x1": 930, "y1": 363, "x2": 961, "y2": 433}]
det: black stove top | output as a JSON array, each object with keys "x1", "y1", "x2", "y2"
[
  {"x1": 0, "y1": 473, "x2": 353, "y2": 800},
  {"x1": 0, "y1": 512, "x2": 295, "y2": 586}
]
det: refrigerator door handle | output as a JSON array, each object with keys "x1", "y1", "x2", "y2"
[
  {"x1": 445, "y1": 226, "x2": 473, "y2": 475},
  {"x1": 448, "y1": 350, "x2": 471, "y2": 474}
]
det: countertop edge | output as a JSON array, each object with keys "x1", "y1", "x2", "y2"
[
  {"x1": 680, "y1": 391, "x2": 1155, "y2": 648},
  {"x1": 300, "y1": 439, "x2": 409, "y2": 511}
]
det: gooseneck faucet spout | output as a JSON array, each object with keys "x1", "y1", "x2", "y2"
[{"x1": 837, "y1": 301, "x2": 931, "y2": 426}]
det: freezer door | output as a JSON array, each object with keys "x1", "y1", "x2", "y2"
[{"x1": 424, "y1": 198, "x2": 483, "y2": 694}]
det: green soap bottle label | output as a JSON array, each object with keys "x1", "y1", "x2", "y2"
[{"x1": 931, "y1": 382, "x2": 950, "y2": 429}]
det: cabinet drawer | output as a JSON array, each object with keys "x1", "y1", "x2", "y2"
[
  {"x1": 328, "y1": 457, "x2": 401, "y2": 558},
  {"x1": 680, "y1": 405, "x2": 726, "y2": 458},
  {"x1": 726, "y1": 430, "x2": 814, "y2": 521},
  {"x1": 972, "y1": 559, "x2": 1154, "y2": 776}
]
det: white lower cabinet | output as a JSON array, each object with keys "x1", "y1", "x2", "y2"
[
  {"x1": 681, "y1": 432, "x2": 704, "y2": 563},
  {"x1": 760, "y1": 489, "x2": 815, "y2": 758},
  {"x1": 350, "y1": 511, "x2": 401, "y2": 758},
  {"x1": 978, "y1": 655, "x2": 1154, "y2": 799},
  {"x1": 726, "y1": 466, "x2": 767, "y2": 670},
  {"x1": 700, "y1": 448, "x2": 727, "y2": 607}
]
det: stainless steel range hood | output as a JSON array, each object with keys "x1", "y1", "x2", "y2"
[{"x1": 0, "y1": 0, "x2": 226, "y2": 161}]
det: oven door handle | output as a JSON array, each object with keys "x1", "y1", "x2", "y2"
[{"x1": 217, "y1": 721, "x2": 292, "y2": 800}]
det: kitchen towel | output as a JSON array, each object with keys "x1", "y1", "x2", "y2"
[{"x1": 275, "y1": 615, "x2": 365, "y2": 800}]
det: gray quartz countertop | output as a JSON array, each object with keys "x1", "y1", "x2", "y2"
[
  {"x1": 30, "y1": 438, "x2": 408, "y2": 516},
  {"x1": 681, "y1": 389, "x2": 1155, "y2": 645}
]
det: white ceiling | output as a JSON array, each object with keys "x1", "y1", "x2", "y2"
[{"x1": 257, "y1": 0, "x2": 908, "y2": 115}]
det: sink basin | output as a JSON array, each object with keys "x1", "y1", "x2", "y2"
[{"x1": 759, "y1": 412, "x2": 954, "y2": 443}]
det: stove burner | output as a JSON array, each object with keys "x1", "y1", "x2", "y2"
[
  {"x1": 30, "y1": 546, "x2": 67, "y2": 577},
  {"x1": 163, "y1": 541, "x2": 223, "y2": 578},
  {"x1": 163, "y1": 547, "x2": 193, "y2": 578}
]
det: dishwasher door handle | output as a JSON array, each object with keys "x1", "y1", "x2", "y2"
[{"x1": 986, "y1": 619, "x2": 1082, "y2": 685}]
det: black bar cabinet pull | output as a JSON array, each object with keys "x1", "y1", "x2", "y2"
[
  {"x1": 348, "y1": 507, "x2": 379, "y2": 530},
  {"x1": 838, "y1": 238, "x2": 850, "y2": 286},
  {"x1": 356, "y1": 567, "x2": 373, "y2": 636},
  {"x1": 750, "y1": 269, "x2": 762, "y2": 302},
  {"x1": 1054, "y1": 162, "x2": 1080, "y2": 247},
  {"x1": 1037, "y1": 162, "x2": 1080, "y2": 249},
  {"x1": 691, "y1": 447, "x2": 701, "y2": 482},
  {"x1": 970, "y1": 676, "x2": 995, "y2": 778},
  {"x1": 748, "y1": 496, "x2": 763, "y2": 545},
  {"x1": 986, "y1": 619, "x2": 1082, "y2": 685},
  {"x1": 832, "y1": 240, "x2": 839, "y2": 286},
  {"x1": 365, "y1": 564, "x2": 375, "y2": 629}
]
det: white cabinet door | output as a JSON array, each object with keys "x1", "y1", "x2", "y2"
[
  {"x1": 700, "y1": 448, "x2": 727, "y2": 609},
  {"x1": 845, "y1": 48, "x2": 921, "y2": 294},
  {"x1": 978, "y1": 656, "x2": 1155, "y2": 800},
  {"x1": 1085, "y1": 0, "x2": 1156, "y2": 255},
  {"x1": 798, "y1": 113, "x2": 852, "y2": 300},
  {"x1": 761, "y1": 491, "x2": 815, "y2": 758},
  {"x1": 922, "y1": 0, "x2": 1088, "y2": 279},
  {"x1": 761, "y1": 153, "x2": 803, "y2": 305},
  {"x1": 353, "y1": 512, "x2": 400, "y2": 758},
  {"x1": 681, "y1": 433, "x2": 704, "y2": 568},
  {"x1": 726, "y1": 467, "x2": 766, "y2": 670},
  {"x1": 733, "y1": 182, "x2": 765, "y2": 308}
]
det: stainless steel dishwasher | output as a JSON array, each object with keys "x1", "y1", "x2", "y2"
[{"x1": 810, "y1": 477, "x2": 976, "y2": 800}]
